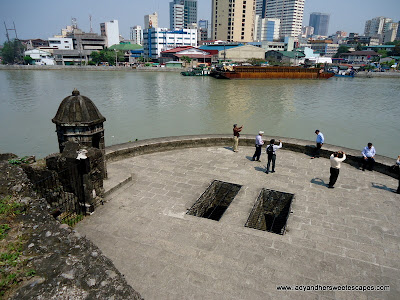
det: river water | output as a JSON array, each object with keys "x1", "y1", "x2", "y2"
[{"x1": 0, "y1": 69, "x2": 399, "y2": 159}]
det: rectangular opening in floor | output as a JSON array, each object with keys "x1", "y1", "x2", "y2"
[
  {"x1": 186, "y1": 180, "x2": 242, "y2": 221},
  {"x1": 245, "y1": 189, "x2": 294, "y2": 235}
]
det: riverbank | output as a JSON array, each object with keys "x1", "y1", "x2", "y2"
[
  {"x1": 2, "y1": 65, "x2": 400, "y2": 77},
  {"x1": 0, "y1": 65, "x2": 183, "y2": 72},
  {"x1": 356, "y1": 71, "x2": 400, "y2": 78}
]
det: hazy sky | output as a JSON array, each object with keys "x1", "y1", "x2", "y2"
[{"x1": 0, "y1": 0, "x2": 399, "y2": 44}]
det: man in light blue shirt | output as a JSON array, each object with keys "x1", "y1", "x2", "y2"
[
  {"x1": 361, "y1": 142, "x2": 376, "y2": 171},
  {"x1": 311, "y1": 129, "x2": 324, "y2": 159}
]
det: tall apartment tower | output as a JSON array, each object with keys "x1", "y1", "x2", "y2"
[
  {"x1": 258, "y1": 0, "x2": 305, "y2": 38},
  {"x1": 211, "y1": 0, "x2": 255, "y2": 42},
  {"x1": 309, "y1": 13, "x2": 330, "y2": 36},
  {"x1": 130, "y1": 26, "x2": 143, "y2": 45},
  {"x1": 144, "y1": 12, "x2": 158, "y2": 29},
  {"x1": 365, "y1": 17, "x2": 393, "y2": 36},
  {"x1": 169, "y1": 0, "x2": 197, "y2": 30},
  {"x1": 100, "y1": 20, "x2": 120, "y2": 47}
]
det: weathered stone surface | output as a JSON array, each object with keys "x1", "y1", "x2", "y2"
[
  {"x1": 0, "y1": 157, "x2": 142, "y2": 300},
  {"x1": 77, "y1": 143, "x2": 399, "y2": 300}
]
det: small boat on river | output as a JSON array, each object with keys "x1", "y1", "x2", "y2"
[
  {"x1": 181, "y1": 67, "x2": 210, "y2": 76},
  {"x1": 210, "y1": 66, "x2": 335, "y2": 79}
]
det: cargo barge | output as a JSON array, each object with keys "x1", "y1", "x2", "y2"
[{"x1": 210, "y1": 66, "x2": 335, "y2": 79}]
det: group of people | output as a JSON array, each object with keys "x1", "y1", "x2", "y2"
[{"x1": 232, "y1": 124, "x2": 400, "y2": 194}]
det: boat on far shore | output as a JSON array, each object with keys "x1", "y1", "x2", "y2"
[
  {"x1": 181, "y1": 67, "x2": 210, "y2": 76},
  {"x1": 210, "y1": 66, "x2": 335, "y2": 80}
]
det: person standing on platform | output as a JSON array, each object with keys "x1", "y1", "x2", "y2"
[
  {"x1": 232, "y1": 124, "x2": 243, "y2": 152},
  {"x1": 361, "y1": 142, "x2": 376, "y2": 171},
  {"x1": 328, "y1": 151, "x2": 346, "y2": 188},
  {"x1": 311, "y1": 130, "x2": 324, "y2": 159},
  {"x1": 252, "y1": 131, "x2": 264, "y2": 161},
  {"x1": 265, "y1": 139, "x2": 282, "y2": 174}
]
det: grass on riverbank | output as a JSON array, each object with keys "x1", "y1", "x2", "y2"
[{"x1": 0, "y1": 195, "x2": 35, "y2": 299}]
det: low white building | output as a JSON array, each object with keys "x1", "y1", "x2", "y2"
[
  {"x1": 24, "y1": 49, "x2": 55, "y2": 65},
  {"x1": 48, "y1": 37, "x2": 74, "y2": 50},
  {"x1": 298, "y1": 47, "x2": 332, "y2": 64},
  {"x1": 143, "y1": 28, "x2": 197, "y2": 59}
]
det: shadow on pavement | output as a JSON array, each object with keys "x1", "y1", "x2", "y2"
[
  {"x1": 311, "y1": 178, "x2": 327, "y2": 187},
  {"x1": 371, "y1": 182, "x2": 396, "y2": 193}
]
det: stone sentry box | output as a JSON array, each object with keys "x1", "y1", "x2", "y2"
[
  {"x1": 245, "y1": 189, "x2": 294, "y2": 235},
  {"x1": 187, "y1": 180, "x2": 242, "y2": 221}
]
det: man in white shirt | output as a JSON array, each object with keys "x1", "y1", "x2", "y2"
[
  {"x1": 252, "y1": 131, "x2": 264, "y2": 161},
  {"x1": 361, "y1": 142, "x2": 376, "y2": 171},
  {"x1": 328, "y1": 151, "x2": 346, "y2": 188}
]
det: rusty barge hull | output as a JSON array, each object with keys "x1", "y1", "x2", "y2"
[{"x1": 211, "y1": 66, "x2": 335, "y2": 79}]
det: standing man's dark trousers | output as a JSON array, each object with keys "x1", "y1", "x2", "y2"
[
  {"x1": 314, "y1": 143, "x2": 322, "y2": 158},
  {"x1": 252, "y1": 145, "x2": 262, "y2": 161},
  {"x1": 397, "y1": 169, "x2": 400, "y2": 194},
  {"x1": 362, "y1": 157, "x2": 375, "y2": 171},
  {"x1": 266, "y1": 153, "x2": 276, "y2": 173},
  {"x1": 329, "y1": 167, "x2": 340, "y2": 188}
]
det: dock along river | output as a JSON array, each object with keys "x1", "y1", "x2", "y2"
[{"x1": 0, "y1": 69, "x2": 399, "y2": 159}]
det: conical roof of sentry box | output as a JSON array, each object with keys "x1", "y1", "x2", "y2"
[{"x1": 52, "y1": 89, "x2": 106, "y2": 126}]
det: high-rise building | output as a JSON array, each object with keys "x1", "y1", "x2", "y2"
[
  {"x1": 198, "y1": 19, "x2": 209, "y2": 41},
  {"x1": 260, "y1": 0, "x2": 305, "y2": 38},
  {"x1": 397, "y1": 21, "x2": 400, "y2": 40},
  {"x1": 211, "y1": 0, "x2": 255, "y2": 42},
  {"x1": 130, "y1": 26, "x2": 143, "y2": 45},
  {"x1": 254, "y1": 16, "x2": 280, "y2": 42},
  {"x1": 100, "y1": 20, "x2": 120, "y2": 47},
  {"x1": 309, "y1": 13, "x2": 330, "y2": 36},
  {"x1": 255, "y1": 0, "x2": 264, "y2": 17},
  {"x1": 364, "y1": 17, "x2": 392, "y2": 37},
  {"x1": 169, "y1": 0, "x2": 197, "y2": 30},
  {"x1": 144, "y1": 12, "x2": 158, "y2": 29},
  {"x1": 302, "y1": 26, "x2": 314, "y2": 37},
  {"x1": 383, "y1": 22, "x2": 399, "y2": 43}
]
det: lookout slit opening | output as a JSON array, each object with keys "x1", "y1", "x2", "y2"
[
  {"x1": 186, "y1": 180, "x2": 241, "y2": 221},
  {"x1": 245, "y1": 189, "x2": 294, "y2": 235}
]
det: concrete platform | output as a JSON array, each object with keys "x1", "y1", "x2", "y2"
[{"x1": 76, "y1": 144, "x2": 400, "y2": 300}]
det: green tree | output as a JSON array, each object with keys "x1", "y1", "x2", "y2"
[
  {"x1": 90, "y1": 51, "x2": 102, "y2": 65},
  {"x1": 90, "y1": 49, "x2": 124, "y2": 66},
  {"x1": 247, "y1": 58, "x2": 266, "y2": 65},
  {"x1": 23, "y1": 55, "x2": 33, "y2": 65},
  {"x1": 377, "y1": 49, "x2": 388, "y2": 58},
  {"x1": 355, "y1": 43, "x2": 363, "y2": 51},
  {"x1": 389, "y1": 45, "x2": 400, "y2": 56},
  {"x1": 334, "y1": 45, "x2": 350, "y2": 58},
  {"x1": 180, "y1": 55, "x2": 192, "y2": 66},
  {"x1": 1, "y1": 39, "x2": 25, "y2": 64}
]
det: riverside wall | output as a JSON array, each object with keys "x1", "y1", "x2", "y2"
[
  {"x1": 105, "y1": 134, "x2": 398, "y2": 179},
  {"x1": 0, "y1": 65, "x2": 182, "y2": 72},
  {"x1": 356, "y1": 71, "x2": 400, "y2": 78}
]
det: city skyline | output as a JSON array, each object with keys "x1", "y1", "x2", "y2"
[{"x1": 0, "y1": 0, "x2": 399, "y2": 44}]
